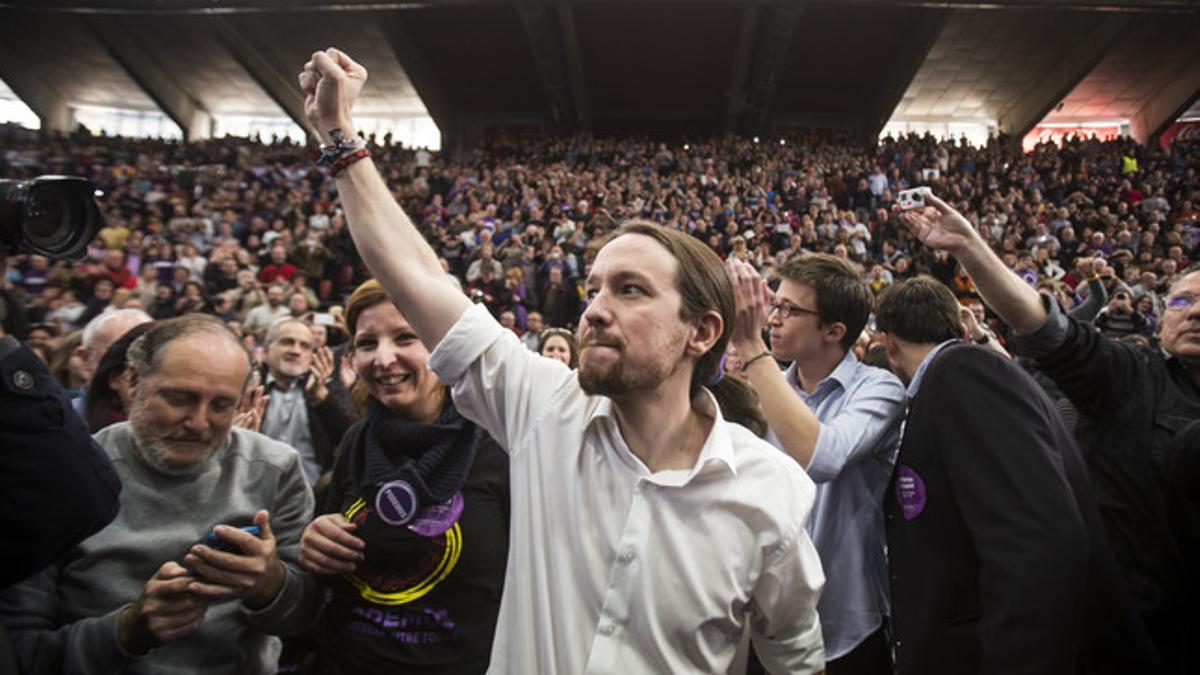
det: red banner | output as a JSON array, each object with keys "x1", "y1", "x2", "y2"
[{"x1": 1159, "y1": 120, "x2": 1200, "y2": 148}]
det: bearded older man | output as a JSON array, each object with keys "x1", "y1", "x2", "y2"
[{"x1": 0, "y1": 315, "x2": 317, "y2": 674}]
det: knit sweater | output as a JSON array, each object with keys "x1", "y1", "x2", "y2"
[{"x1": 0, "y1": 423, "x2": 318, "y2": 674}]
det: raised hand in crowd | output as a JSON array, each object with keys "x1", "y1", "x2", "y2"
[
  {"x1": 895, "y1": 193, "x2": 979, "y2": 254},
  {"x1": 298, "y1": 47, "x2": 471, "y2": 349},
  {"x1": 182, "y1": 510, "x2": 287, "y2": 610},
  {"x1": 724, "y1": 257, "x2": 773, "y2": 362},
  {"x1": 233, "y1": 384, "x2": 268, "y2": 432},
  {"x1": 299, "y1": 47, "x2": 366, "y2": 144},
  {"x1": 338, "y1": 349, "x2": 357, "y2": 390},
  {"x1": 298, "y1": 513, "x2": 365, "y2": 576},
  {"x1": 305, "y1": 345, "x2": 335, "y2": 403},
  {"x1": 960, "y1": 304, "x2": 1009, "y2": 356},
  {"x1": 117, "y1": 562, "x2": 209, "y2": 655},
  {"x1": 898, "y1": 191, "x2": 1048, "y2": 335},
  {"x1": 1075, "y1": 255, "x2": 1098, "y2": 278}
]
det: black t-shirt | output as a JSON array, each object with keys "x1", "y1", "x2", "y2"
[{"x1": 317, "y1": 420, "x2": 510, "y2": 675}]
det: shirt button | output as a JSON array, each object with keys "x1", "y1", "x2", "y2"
[
  {"x1": 599, "y1": 624, "x2": 615, "y2": 636},
  {"x1": 619, "y1": 549, "x2": 636, "y2": 564}
]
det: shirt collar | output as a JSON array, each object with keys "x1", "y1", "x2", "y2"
[
  {"x1": 828, "y1": 350, "x2": 860, "y2": 389},
  {"x1": 265, "y1": 371, "x2": 299, "y2": 392},
  {"x1": 785, "y1": 350, "x2": 858, "y2": 396},
  {"x1": 585, "y1": 387, "x2": 738, "y2": 485},
  {"x1": 906, "y1": 339, "x2": 960, "y2": 400}
]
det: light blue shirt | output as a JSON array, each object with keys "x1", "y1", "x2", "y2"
[{"x1": 768, "y1": 350, "x2": 906, "y2": 660}]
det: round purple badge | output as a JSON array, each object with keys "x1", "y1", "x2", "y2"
[
  {"x1": 895, "y1": 465, "x2": 927, "y2": 520},
  {"x1": 375, "y1": 480, "x2": 419, "y2": 526},
  {"x1": 408, "y1": 492, "x2": 465, "y2": 537}
]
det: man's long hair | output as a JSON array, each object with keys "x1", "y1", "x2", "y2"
[{"x1": 605, "y1": 220, "x2": 767, "y2": 436}]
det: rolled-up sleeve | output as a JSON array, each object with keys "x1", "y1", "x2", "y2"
[
  {"x1": 807, "y1": 373, "x2": 905, "y2": 484},
  {"x1": 428, "y1": 303, "x2": 577, "y2": 454},
  {"x1": 748, "y1": 477, "x2": 827, "y2": 674}
]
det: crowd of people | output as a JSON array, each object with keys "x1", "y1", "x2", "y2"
[
  {"x1": 0, "y1": 44, "x2": 1197, "y2": 675},
  {"x1": 2, "y1": 117, "x2": 1197, "y2": 357}
]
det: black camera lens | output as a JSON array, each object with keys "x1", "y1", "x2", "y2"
[{"x1": 0, "y1": 176, "x2": 103, "y2": 261}]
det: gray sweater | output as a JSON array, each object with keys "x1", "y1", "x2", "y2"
[{"x1": 0, "y1": 423, "x2": 319, "y2": 674}]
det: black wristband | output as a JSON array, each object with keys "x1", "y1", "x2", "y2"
[{"x1": 742, "y1": 350, "x2": 775, "y2": 369}]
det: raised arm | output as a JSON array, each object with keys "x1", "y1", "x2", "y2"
[
  {"x1": 299, "y1": 49, "x2": 470, "y2": 349},
  {"x1": 725, "y1": 259, "x2": 821, "y2": 468},
  {"x1": 898, "y1": 194, "x2": 1048, "y2": 335}
]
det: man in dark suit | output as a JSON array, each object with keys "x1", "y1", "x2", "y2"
[{"x1": 875, "y1": 276, "x2": 1159, "y2": 675}]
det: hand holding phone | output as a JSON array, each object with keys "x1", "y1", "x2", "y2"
[
  {"x1": 200, "y1": 525, "x2": 261, "y2": 555},
  {"x1": 184, "y1": 511, "x2": 284, "y2": 609}
]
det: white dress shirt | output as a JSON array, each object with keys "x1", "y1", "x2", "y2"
[{"x1": 428, "y1": 304, "x2": 826, "y2": 674}]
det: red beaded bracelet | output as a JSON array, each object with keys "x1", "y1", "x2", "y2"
[{"x1": 329, "y1": 148, "x2": 372, "y2": 177}]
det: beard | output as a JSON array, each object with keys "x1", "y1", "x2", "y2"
[
  {"x1": 577, "y1": 340, "x2": 678, "y2": 398},
  {"x1": 276, "y1": 359, "x2": 309, "y2": 380},
  {"x1": 128, "y1": 392, "x2": 222, "y2": 477}
]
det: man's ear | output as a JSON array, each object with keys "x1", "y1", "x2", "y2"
[
  {"x1": 125, "y1": 365, "x2": 140, "y2": 392},
  {"x1": 881, "y1": 332, "x2": 898, "y2": 359},
  {"x1": 686, "y1": 310, "x2": 723, "y2": 360},
  {"x1": 823, "y1": 321, "x2": 847, "y2": 347}
]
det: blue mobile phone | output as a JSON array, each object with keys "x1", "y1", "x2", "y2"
[{"x1": 202, "y1": 525, "x2": 261, "y2": 554}]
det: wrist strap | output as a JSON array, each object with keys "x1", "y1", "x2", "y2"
[
  {"x1": 742, "y1": 350, "x2": 774, "y2": 370},
  {"x1": 330, "y1": 148, "x2": 371, "y2": 177},
  {"x1": 316, "y1": 129, "x2": 366, "y2": 167}
]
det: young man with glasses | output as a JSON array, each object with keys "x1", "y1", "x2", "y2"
[
  {"x1": 898, "y1": 193, "x2": 1199, "y2": 674},
  {"x1": 726, "y1": 254, "x2": 905, "y2": 675}
]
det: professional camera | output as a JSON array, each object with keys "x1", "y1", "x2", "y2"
[{"x1": 0, "y1": 175, "x2": 103, "y2": 261}]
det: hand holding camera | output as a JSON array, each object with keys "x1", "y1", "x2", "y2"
[{"x1": 894, "y1": 189, "x2": 980, "y2": 255}]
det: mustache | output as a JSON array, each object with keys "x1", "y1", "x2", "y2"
[
  {"x1": 163, "y1": 433, "x2": 213, "y2": 444},
  {"x1": 579, "y1": 334, "x2": 623, "y2": 350}
]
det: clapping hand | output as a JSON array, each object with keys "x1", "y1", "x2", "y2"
[
  {"x1": 306, "y1": 346, "x2": 335, "y2": 403},
  {"x1": 233, "y1": 385, "x2": 268, "y2": 432},
  {"x1": 724, "y1": 258, "x2": 772, "y2": 352}
]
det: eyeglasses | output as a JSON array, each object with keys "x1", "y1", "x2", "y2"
[
  {"x1": 1165, "y1": 293, "x2": 1196, "y2": 312},
  {"x1": 768, "y1": 300, "x2": 820, "y2": 320}
]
